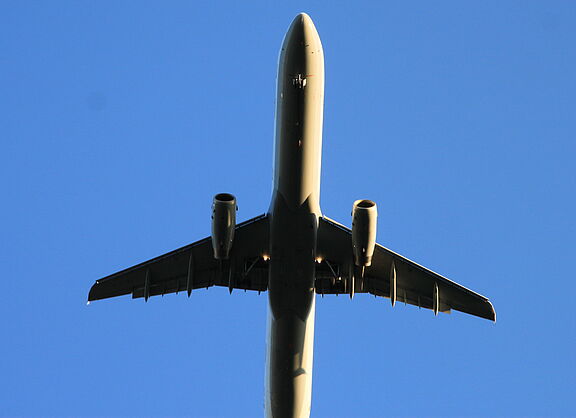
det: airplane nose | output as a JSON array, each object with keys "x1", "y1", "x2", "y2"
[
  {"x1": 292, "y1": 12, "x2": 312, "y2": 30},
  {"x1": 278, "y1": 13, "x2": 323, "y2": 88},
  {"x1": 283, "y1": 12, "x2": 321, "y2": 51}
]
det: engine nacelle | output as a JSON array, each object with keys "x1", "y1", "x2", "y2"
[
  {"x1": 351, "y1": 199, "x2": 378, "y2": 267},
  {"x1": 211, "y1": 193, "x2": 237, "y2": 260}
]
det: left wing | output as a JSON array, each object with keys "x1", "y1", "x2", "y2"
[
  {"x1": 315, "y1": 216, "x2": 496, "y2": 321},
  {"x1": 88, "y1": 214, "x2": 270, "y2": 302}
]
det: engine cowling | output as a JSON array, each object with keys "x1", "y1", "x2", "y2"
[
  {"x1": 351, "y1": 199, "x2": 378, "y2": 267},
  {"x1": 211, "y1": 193, "x2": 237, "y2": 260}
]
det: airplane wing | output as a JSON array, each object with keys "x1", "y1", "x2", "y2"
[
  {"x1": 315, "y1": 216, "x2": 496, "y2": 321},
  {"x1": 88, "y1": 214, "x2": 270, "y2": 302}
]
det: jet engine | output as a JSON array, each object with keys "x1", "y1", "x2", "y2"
[
  {"x1": 211, "y1": 193, "x2": 237, "y2": 260},
  {"x1": 351, "y1": 199, "x2": 377, "y2": 267}
]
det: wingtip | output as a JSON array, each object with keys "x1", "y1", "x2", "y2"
[
  {"x1": 87, "y1": 282, "x2": 100, "y2": 303},
  {"x1": 487, "y1": 300, "x2": 497, "y2": 323}
]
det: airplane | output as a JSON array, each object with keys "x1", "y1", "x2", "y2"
[{"x1": 88, "y1": 13, "x2": 496, "y2": 418}]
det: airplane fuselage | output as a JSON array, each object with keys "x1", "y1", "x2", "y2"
[{"x1": 265, "y1": 14, "x2": 324, "y2": 418}]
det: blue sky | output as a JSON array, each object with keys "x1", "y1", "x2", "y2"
[{"x1": 1, "y1": 1, "x2": 575, "y2": 416}]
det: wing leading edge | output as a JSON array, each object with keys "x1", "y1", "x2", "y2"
[
  {"x1": 88, "y1": 214, "x2": 270, "y2": 302},
  {"x1": 315, "y1": 216, "x2": 496, "y2": 321}
]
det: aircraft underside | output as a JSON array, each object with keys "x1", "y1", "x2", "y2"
[{"x1": 88, "y1": 13, "x2": 495, "y2": 418}]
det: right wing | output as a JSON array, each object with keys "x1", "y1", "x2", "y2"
[
  {"x1": 88, "y1": 214, "x2": 270, "y2": 302},
  {"x1": 316, "y1": 216, "x2": 496, "y2": 321}
]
